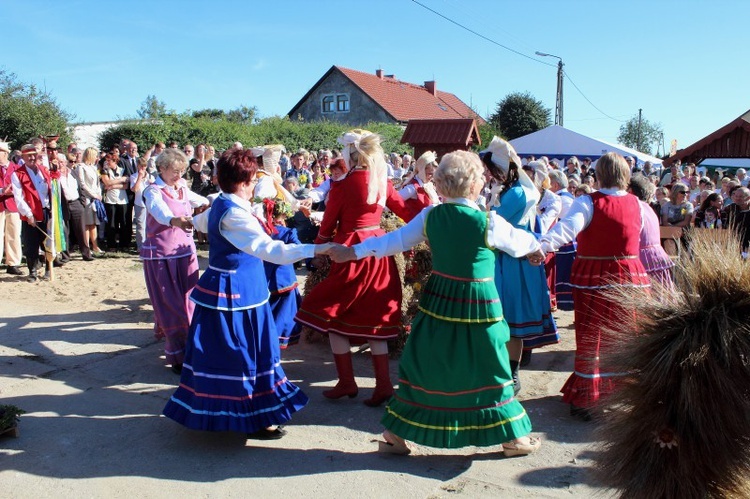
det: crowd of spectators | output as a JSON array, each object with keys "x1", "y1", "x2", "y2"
[
  {"x1": 3, "y1": 135, "x2": 750, "y2": 284},
  {"x1": 0, "y1": 137, "x2": 424, "y2": 281}
]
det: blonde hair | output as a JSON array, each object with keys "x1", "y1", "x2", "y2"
[
  {"x1": 348, "y1": 132, "x2": 387, "y2": 205},
  {"x1": 82, "y1": 147, "x2": 99, "y2": 165},
  {"x1": 596, "y1": 152, "x2": 631, "y2": 189},
  {"x1": 669, "y1": 183, "x2": 689, "y2": 204},
  {"x1": 434, "y1": 150, "x2": 483, "y2": 199}
]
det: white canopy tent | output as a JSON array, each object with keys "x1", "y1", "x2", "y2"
[{"x1": 509, "y1": 125, "x2": 663, "y2": 169}]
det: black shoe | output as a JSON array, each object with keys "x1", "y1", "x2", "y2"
[
  {"x1": 27, "y1": 273, "x2": 38, "y2": 282},
  {"x1": 82, "y1": 256, "x2": 94, "y2": 262},
  {"x1": 512, "y1": 372, "x2": 521, "y2": 396},
  {"x1": 171, "y1": 363, "x2": 183, "y2": 375},
  {"x1": 42, "y1": 271, "x2": 51, "y2": 281},
  {"x1": 520, "y1": 349, "x2": 532, "y2": 367},
  {"x1": 509, "y1": 360, "x2": 521, "y2": 396},
  {"x1": 247, "y1": 427, "x2": 287, "y2": 440},
  {"x1": 53, "y1": 259, "x2": 64, "y2": 268},
  {"x1": 7, "y1": 266, "x2": 24, "y2": 275}
]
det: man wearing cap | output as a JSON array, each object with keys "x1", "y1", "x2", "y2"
[
  {"x1": 11, "y1": 144, "x2": 52, "y2": 281},
  {"x1": 0, "y1": 141, "x2": 24, "y2": 275}
]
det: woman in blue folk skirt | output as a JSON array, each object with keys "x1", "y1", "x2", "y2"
[
  {"x1": 163, "y1": 149, "x2": 332, "y2": 439},
  {"x1": 481, "y1": 137, "x2": 558, "y2": 395}
]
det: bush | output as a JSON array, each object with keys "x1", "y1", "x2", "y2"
[{"x1": 98, "y1": 115, "x2": 407, "y2": 154}]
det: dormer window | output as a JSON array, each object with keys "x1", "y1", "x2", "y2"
[
  {"x1": 322, "y1": 93, "x2": 350, "y2": 114},
  {"x1": 337, "y1": 94, "x2": 350, "y2": 112}
]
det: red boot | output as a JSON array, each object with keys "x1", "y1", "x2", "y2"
[
  {"x1": 364, "y1": 354, "x2": 394, "y2": 407},
  {"x1": 323, "y1": 352, "x2": 359, "y2": 399}
]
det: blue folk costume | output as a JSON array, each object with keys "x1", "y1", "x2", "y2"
[
  {"x1": 264, "y1": 225, "x2": 303, "y2": 349},
  {"x1": 554, "y1": 191, "x2": 577, "y2": 311},
  {"x1": 163, "y1": 194, "x2": 308, "y2": 433},
  {"x1": 491, "y1": 178, "x2": 558, "y2": 350}
]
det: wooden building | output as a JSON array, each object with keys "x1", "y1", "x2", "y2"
[{"x1": 400, "y1": 119, "x2": 482, "y2": 158}]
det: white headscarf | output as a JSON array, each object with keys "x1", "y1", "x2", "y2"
[{"x1": 481, "y1": 136, "x2": 540, "y2": 228}]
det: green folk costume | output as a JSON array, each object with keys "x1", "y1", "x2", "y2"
[{"x1": 381, "y1": 203, "x2": 532, "y2": 448}]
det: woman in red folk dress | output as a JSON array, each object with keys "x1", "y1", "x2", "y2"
[
  {"x1": 295, "y1": 129, "x2": 418, "y2": 407},
  {"x1": 540, "y1": 152, "x2": 650, "y2": 421},
  {"x1": 398, "y1": 150, "x2": 440, "y2": 211}
]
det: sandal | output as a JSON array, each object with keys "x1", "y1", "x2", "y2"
[
  {"x1": 502, "y1": 436, "x2": 541, "y2": 457},
  {"x1": 378, "y1": 430, "x2": 411, "y2": 455}
]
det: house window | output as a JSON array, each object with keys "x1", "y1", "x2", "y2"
[
  {"x1": 337, "y1": 94, "x2": 350, "y2": 112},
  {"x1": 321, "y1": 93, "x2": 350, "y2": 114}
]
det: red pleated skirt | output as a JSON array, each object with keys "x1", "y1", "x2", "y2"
[{"x1": 296, "y1": 228, "x2": 402, "y2": 343}]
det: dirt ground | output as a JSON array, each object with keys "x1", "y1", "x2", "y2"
[{"x1": 0, "y1": 252, "x2": 613, "y2": 498}]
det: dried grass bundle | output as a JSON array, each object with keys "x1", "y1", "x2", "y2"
[
  {"x1": 300, "y1": 211, "x2": 433, "y2": 353},
  {"x1": 593, "y1": 229, "x2": 750, "y2": 498}
]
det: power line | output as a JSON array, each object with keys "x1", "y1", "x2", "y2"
[
  {"x1": 410, "y1": 0, "x2": 626, "y2": 124},
  {"x1": 410, "y1": 0, "x2": 555, "y2": 68},
  {"x1": 563, "y1": 71, "x2": 627, "y2": 123}
]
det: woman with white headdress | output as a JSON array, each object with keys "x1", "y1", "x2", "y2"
[
  {"x1": 398, "y1": 150, "x2": 441, "y2": 211},
  {"x1": 251, "y1": 145, "x2": 294, "y2": 205},
  {"x1": 481, "y1": 137, "x2": 557, "y2": 396},
  {"x1": 296, "y1": 129, "x2": 418, "y2": 407}
]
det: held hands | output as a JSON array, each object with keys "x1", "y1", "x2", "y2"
[
  {"x1": 170, "y1": 216, "x2": 194, "y2": 232},
  {"x1": 193, "y1": 204, "x2": 209, "y2": 216},
  {"x1": 298, "y1": 198, "x2": 313, "y2": 210},
  {"x1": 317, "y1": 243, "x2": 356, "y2": 263},
  {"x1": 526, "y1": 249, "x2": 545, "y2": 266}
]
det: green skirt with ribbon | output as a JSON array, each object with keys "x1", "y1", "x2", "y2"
[{"x1": 381, "y1": 312, "x2": 532, "y2": 448}]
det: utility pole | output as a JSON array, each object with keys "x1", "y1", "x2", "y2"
[
  {"x1": 555, "y1": 59, "x2": 564, "y2": 127},
  {"x1": 636, "y1": 108, "x2": 643, "y2": 152},
  {"x1": 536, "y1": 52, "x2": 564, "y2": 127}
]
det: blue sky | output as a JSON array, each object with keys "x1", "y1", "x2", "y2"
[{"x1": 4, "y1": 0, "x2": 748, "y2": 151}]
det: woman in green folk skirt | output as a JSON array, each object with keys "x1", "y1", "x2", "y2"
[{"x1": 329, "y1": 150, "x2": 543, "y2": 456}]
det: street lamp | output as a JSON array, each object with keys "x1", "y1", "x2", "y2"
[{"x1": 535, "y1": 51, "x2": 564, "y2": 127}]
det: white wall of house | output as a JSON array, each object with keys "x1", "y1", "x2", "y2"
[{"x1": 70, "y1": 121, "x2": 123, "y2": 150}]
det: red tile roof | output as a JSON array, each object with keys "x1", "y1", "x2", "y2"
[
  {"x1": 335, "y1": 66, "x2": 485, "y2": 124},
  {"x1": 401, "y1": 119, "x2": 481, "y2": 147}
]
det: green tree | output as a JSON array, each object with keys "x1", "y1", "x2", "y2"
[
  {"x1": 476, "y1": 123, "x2": 503, "y2": 152},
  {"x1": 0, "y1": 70, "x2": 72, "y2": 150},
  {"x1": 618, "y1": 114, "x2": 663, "y2": 155},
  {"x1": 488, "y1": 92, "x2": 551, "y2": 140},
  {"x1": 137, "y1": 95, "x2": 169, "y2": 119},
  {"x1": 191, "y1": 108, "x2": 226, "y2": 120},
  {"x1": 226, "y1": 105, "x2": 257, "y2": 124}
]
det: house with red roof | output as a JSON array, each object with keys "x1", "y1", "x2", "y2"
[{"x1": 287, "y1": 65, "x2": 485, "y2": 126}]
